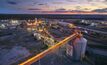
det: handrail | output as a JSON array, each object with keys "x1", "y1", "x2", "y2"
[{"x1": 19, "y1": 33, "x2": 78, "y2": 65}]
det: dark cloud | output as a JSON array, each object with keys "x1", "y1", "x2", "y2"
[
  {"x1": 92, "y1": 8, "x2": 107, "y2": 12},
  {"x1": 55, "y1": 8, "x2": 66, "y2": 11},
  {"x1": 7, "y1": 1, "x2": 17, "y2": 5},
  {"x1": 37, "y1": 3, "x2": 48, "y2": 7},
  {"x1": 38, "y1": 3, "x2": 44, "y2": 5},
  {"x1": 84, "y1": 8, "x2": 90, "y2": 10},
  {"x1": 28, "y1": 8, "x2": 42, "y2": 10}
]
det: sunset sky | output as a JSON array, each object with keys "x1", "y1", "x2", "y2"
[{"x1": 0, "y1": 0, "x2": 107, "y2": 14}]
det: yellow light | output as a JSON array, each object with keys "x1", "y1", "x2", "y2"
[{"x1": 68, "y1": 24, "x2": 76, "y2": 28}]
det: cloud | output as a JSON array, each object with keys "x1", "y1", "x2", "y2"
[
  {"x1": 28, "y1": 8, "x2": 42, "y2": 10},
  {"x1": 7, "y1": 1, "x2": 17, "y2": 5},
  {"x1": 84, "y1": 8, "x2": 90, "y2": 10},
  {"x1": 75, "y1": 6, "x2": 81, "y2": 10},
  {"x1": 0, "y1": 0, "x2": 107, "y2": 14},
  {"x1": 0, "y1": 8, "x2": 31, "y2": 14},
  {"x1": 92, "y1": 8, "x2": 107, "y2": 12},
  {"x1": 38, "y1": 3, "x2": 44, "y2": 5},
  {"x1": 87, "y1": 0, "x2": 94, "y2": 2},
  {"x1": 55, "y1": 8, "x2": 66, "y2": 11},
  {"x1": 33, "y1": 2, "x2": 37, "y2": 5},
  {"x1": 66, "y1": 0, "x2": 76, "y2": 2},
  {"x1": 52, "y1": 2, "x2": 64, "y2": 4}
]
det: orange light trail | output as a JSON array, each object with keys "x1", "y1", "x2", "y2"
[{"x1": 19, "y1": 33, "x2": 78, "y2": 65}]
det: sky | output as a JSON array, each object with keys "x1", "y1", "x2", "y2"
[{"x1": 0, "y1": 0, "x2": 107, "y2": 14}]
